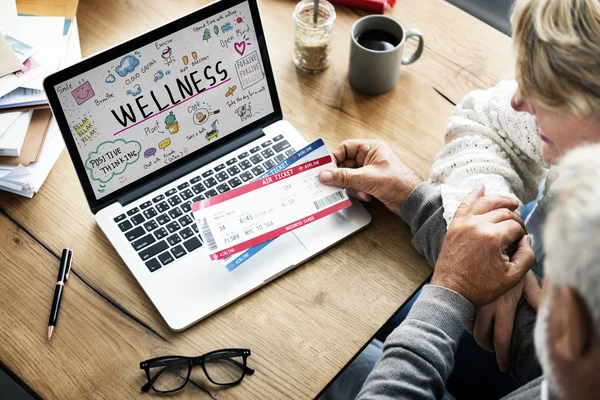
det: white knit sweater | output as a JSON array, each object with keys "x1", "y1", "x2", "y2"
[{"x1": 429, "y1": 81, "x2": 551, "y2": 226}]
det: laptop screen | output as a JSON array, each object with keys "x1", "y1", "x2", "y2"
[{"x1": 52, "y1": 0, "x2": 274, "y2": 200}]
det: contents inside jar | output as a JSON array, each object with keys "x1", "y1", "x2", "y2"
[{"x1": 294, "y1": 6, "x2": 333, "y2": 71}]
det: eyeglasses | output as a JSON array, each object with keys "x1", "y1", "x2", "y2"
[{"x1": 140, "y1": 348, "x2": 254, "y2": 393}]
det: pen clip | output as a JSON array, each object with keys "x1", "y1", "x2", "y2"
[{"x1": 65, "y1": 250, "x2": 73, "y2": 282}]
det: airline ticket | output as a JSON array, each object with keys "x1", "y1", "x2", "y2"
[
  {"x1": 222, "y1": 139, "x2": 330, "y2": 271},
  {"x1": 192, "y1": 154, "x2": 351, "y2": 260}
]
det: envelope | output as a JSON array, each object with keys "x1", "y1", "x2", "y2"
[{"x1": 0, "y1": 35, "x2": 23, "y2": 78}]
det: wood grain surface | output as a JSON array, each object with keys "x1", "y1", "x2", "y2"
[{"x1": 0, "y1": 0, "x2": 512, "y2": 398}]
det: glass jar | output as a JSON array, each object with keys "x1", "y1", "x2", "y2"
[{"x1": 293, "y1": 0, "x2": 336, "y2": 72}]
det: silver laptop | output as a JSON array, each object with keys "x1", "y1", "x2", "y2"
[{"x1": 44, "y1": 0, "x2": 371, "y2": 331}]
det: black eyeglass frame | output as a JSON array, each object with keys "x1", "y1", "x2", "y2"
[{"x1": 140, "y1": 348, "x2": 254, "y2": 393}]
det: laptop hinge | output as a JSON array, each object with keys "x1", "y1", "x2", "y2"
[{"x1": 118, "y1": 128, "x2": 265, "y2": 207}]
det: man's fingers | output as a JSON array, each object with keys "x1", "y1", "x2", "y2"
[
  {"x1": 340, "y1": 159, "x2": 358, "y2": 169},
  {"x1": 493, "y1": 303, "x2": 517, "y2": 372},
  {"x1": 331, "y1": 142, "x2": 351, "y2": 165},
  {"x1": 466, "y1": 316, "x2": 475, "y2": 334},
  {"x1": 331, "y1": 139, "x2": 380, "y2": 166},
  {"x1": 454, "y1": 185, "x2": 486, "y2": 219},
  {"x1": 347, "y1": 189, "x2": 373, "y2": 202},
  {"x1": 523, "y1": 271, "x2": 542, "y2": 312},
  {"x1": 471, "y1": 197, "x2": 520, "y2": 215},
  {"x1": 485, "y1": 208, "x2": 526, "y2": 229},
  {"x1": 508, "y1": 235, "x2": 536, "y2": 281},
  {"x1": 319, "y1": 167, "x2": 371, "y2": 192},
  {"x1": 473, "y1": 305, "x2": 495, "y2": 352},
  {"x1": 495, "y1": 219, "x2": 527, "y2": 245}
]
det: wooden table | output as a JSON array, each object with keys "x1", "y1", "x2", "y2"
[{"x1": 0, "y1": 0, "x2": 512, "y2": 398}]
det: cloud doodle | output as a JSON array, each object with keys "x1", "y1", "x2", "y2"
[
  {"x1": 85, "y1": 139, "x2": 141, "y2": 183},
  {"x1": 115, "y1": 55, "x2": 140, "y2": 77},
  {"x1": 222, "y1": 22, "x2": 233, "y2": 33},
  {"x1": 153, "y1": 70, "x2": 164, "y2": 82},
  {"x1": 126, "y1": 84, "x2": 142, "y2": 96}
]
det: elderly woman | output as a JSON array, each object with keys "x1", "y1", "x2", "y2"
[{"x1": 319, "y1": 0, "x2": 600, "y2": 398}]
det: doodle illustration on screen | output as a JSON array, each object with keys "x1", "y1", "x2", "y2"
[
  {"x1": 115, "y1": 55, "x2": 140, "y2": 77},
  {"x1": 206, "y1": 120, "x2": 219, "y2": 141},
  {"x1": 161, "y1": 46, "x2": 176, "y2": 66},
  {"x1": 164, "y1": 111, "x2": 180, "y2": 134},
  {"x1": 71, "y1": 81, "x2": 95, "y2": 105}
]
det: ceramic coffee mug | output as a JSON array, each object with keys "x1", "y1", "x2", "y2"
[{"x1": 348, "y1": 15, "x2": 424, "y2": 95}]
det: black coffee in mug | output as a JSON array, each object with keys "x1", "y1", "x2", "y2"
[
  {"x1": 349, "y1": 15, "x2": 424, "y2": 94},
  {"x1": 355, "y1": 29, "x2": 401, "y2": 51}
]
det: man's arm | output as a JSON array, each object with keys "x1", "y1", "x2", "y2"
[
  {"x1": 357, "y1": 286, "x2": 473, "y2": 400},
  {"x1": 399, "y1": 182, "x2": 446, "y2": 266},
  {"x1": 399, "y1": 182, "x2": 541, "y2": 384},
  {"x1": 358, "y1": 186, "x2": 536, "y2": 399}
]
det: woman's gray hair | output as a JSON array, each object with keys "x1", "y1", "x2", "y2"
[
  {"x1": 544, "y1": 143, "x2": 600, "y2": 343},
  {"x1": 512, "y1": 0, "x2": 600, "y2": 116}
]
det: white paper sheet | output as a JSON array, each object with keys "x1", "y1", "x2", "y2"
[
  {"x1": 0, "y1": 110, "x2": 32, "y2": 156},
  {"x1": 0, "y1": 0, "x2": 18, "y2": 33},
  {"x1": 0, "y1": 111, "x2": 21, "y2": 138}
]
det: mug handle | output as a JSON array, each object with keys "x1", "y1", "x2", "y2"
[{"x1": 402, "y1": 28, "x2": 424, "y2": 65}]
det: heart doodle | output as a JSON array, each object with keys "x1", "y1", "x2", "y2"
[{"x1": 234, "y1": 41, "x2": 246, "y2": 56}]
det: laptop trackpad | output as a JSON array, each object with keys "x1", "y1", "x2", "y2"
[{"x1": 229, "y1": 233, "x2": 308, "y2": 286}]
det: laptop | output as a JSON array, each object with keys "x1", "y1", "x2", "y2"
[{"x1": 44, "y1": 0, "x2": 371, "y2": 331}]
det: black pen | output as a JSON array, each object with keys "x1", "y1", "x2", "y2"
[{"x1": 48, "y1": 248, "x2": 72, "y2": 341}]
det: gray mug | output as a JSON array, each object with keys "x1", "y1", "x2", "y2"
[{"x1": 348, "y1": 16, "x2": 424, "y2": 95}]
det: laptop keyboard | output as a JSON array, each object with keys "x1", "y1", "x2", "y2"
[{"x1": 112, "y1": 135, "x2": 296, "y2": 273}]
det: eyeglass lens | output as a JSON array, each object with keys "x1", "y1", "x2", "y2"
[
  {"x1": 204, "y1": 351, "x2": 245, "y2": 384},
  {"x1": 148, "y1": 357, "x2": 190, "y2": 392}
]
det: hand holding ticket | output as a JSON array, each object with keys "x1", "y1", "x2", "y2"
[
  {"x1": 222, "y1": 138, "x2": 330, "y2": 271},
  {"x1": 192, "y1": 154, "x2": 351, "y2": 260}
]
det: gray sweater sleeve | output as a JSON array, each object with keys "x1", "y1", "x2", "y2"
[
  {"x1": 398, "y1": 182, "x2": 542, "y2": 385},
  {"x1": 356, "y1": 285, "x2": 474, "y2": 400},
  {"x1": 399, "y1": 182, "x2": 447, "y2": 267}
]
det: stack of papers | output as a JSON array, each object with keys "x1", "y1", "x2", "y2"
[
  {"x1": 0, "y1": 87, "x2": 47, "y2": 110},
  {"x1": 0, "y1": 0, "x2": 81, "y2": 197}
]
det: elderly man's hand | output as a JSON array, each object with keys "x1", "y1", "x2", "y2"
[
  {"x1": 431, "y1": 186, "x2": 537, "y2": 308},
  {"x1": 318, "y1": 140, "x2": 423, "y2": 215}
]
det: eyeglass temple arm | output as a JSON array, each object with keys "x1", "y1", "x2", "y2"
[
  {"x1": 141, "y1": 381, "x2": 153, "y2": 393},
  {"x1": 239, "y1": 361, "x2": 255, "y2": 375},
  {"x1": 243, "y1": 362, "x2": 255, "y2": 374},
  {"x1": 141, "y1": 369, "x2": 165, "y2": 392}
]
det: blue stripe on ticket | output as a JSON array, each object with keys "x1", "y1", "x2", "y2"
[
  {"x1": 225, "y1": 238, "x2": 275, "y2": 271},
  {"x1": 224, "y1": 138, "x2": 326, "y2": 271}
]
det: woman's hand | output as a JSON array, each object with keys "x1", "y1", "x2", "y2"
[{"x1": 468, "y1": 271, "x2": 541, "y2": 372}]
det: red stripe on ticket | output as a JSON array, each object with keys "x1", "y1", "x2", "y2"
[
  {"x1": 191, "y1": 155, "x2": 334, "y2": 212},
  {"x1": 209, "y1": 198, "x2": 352, "y2": 260}
]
